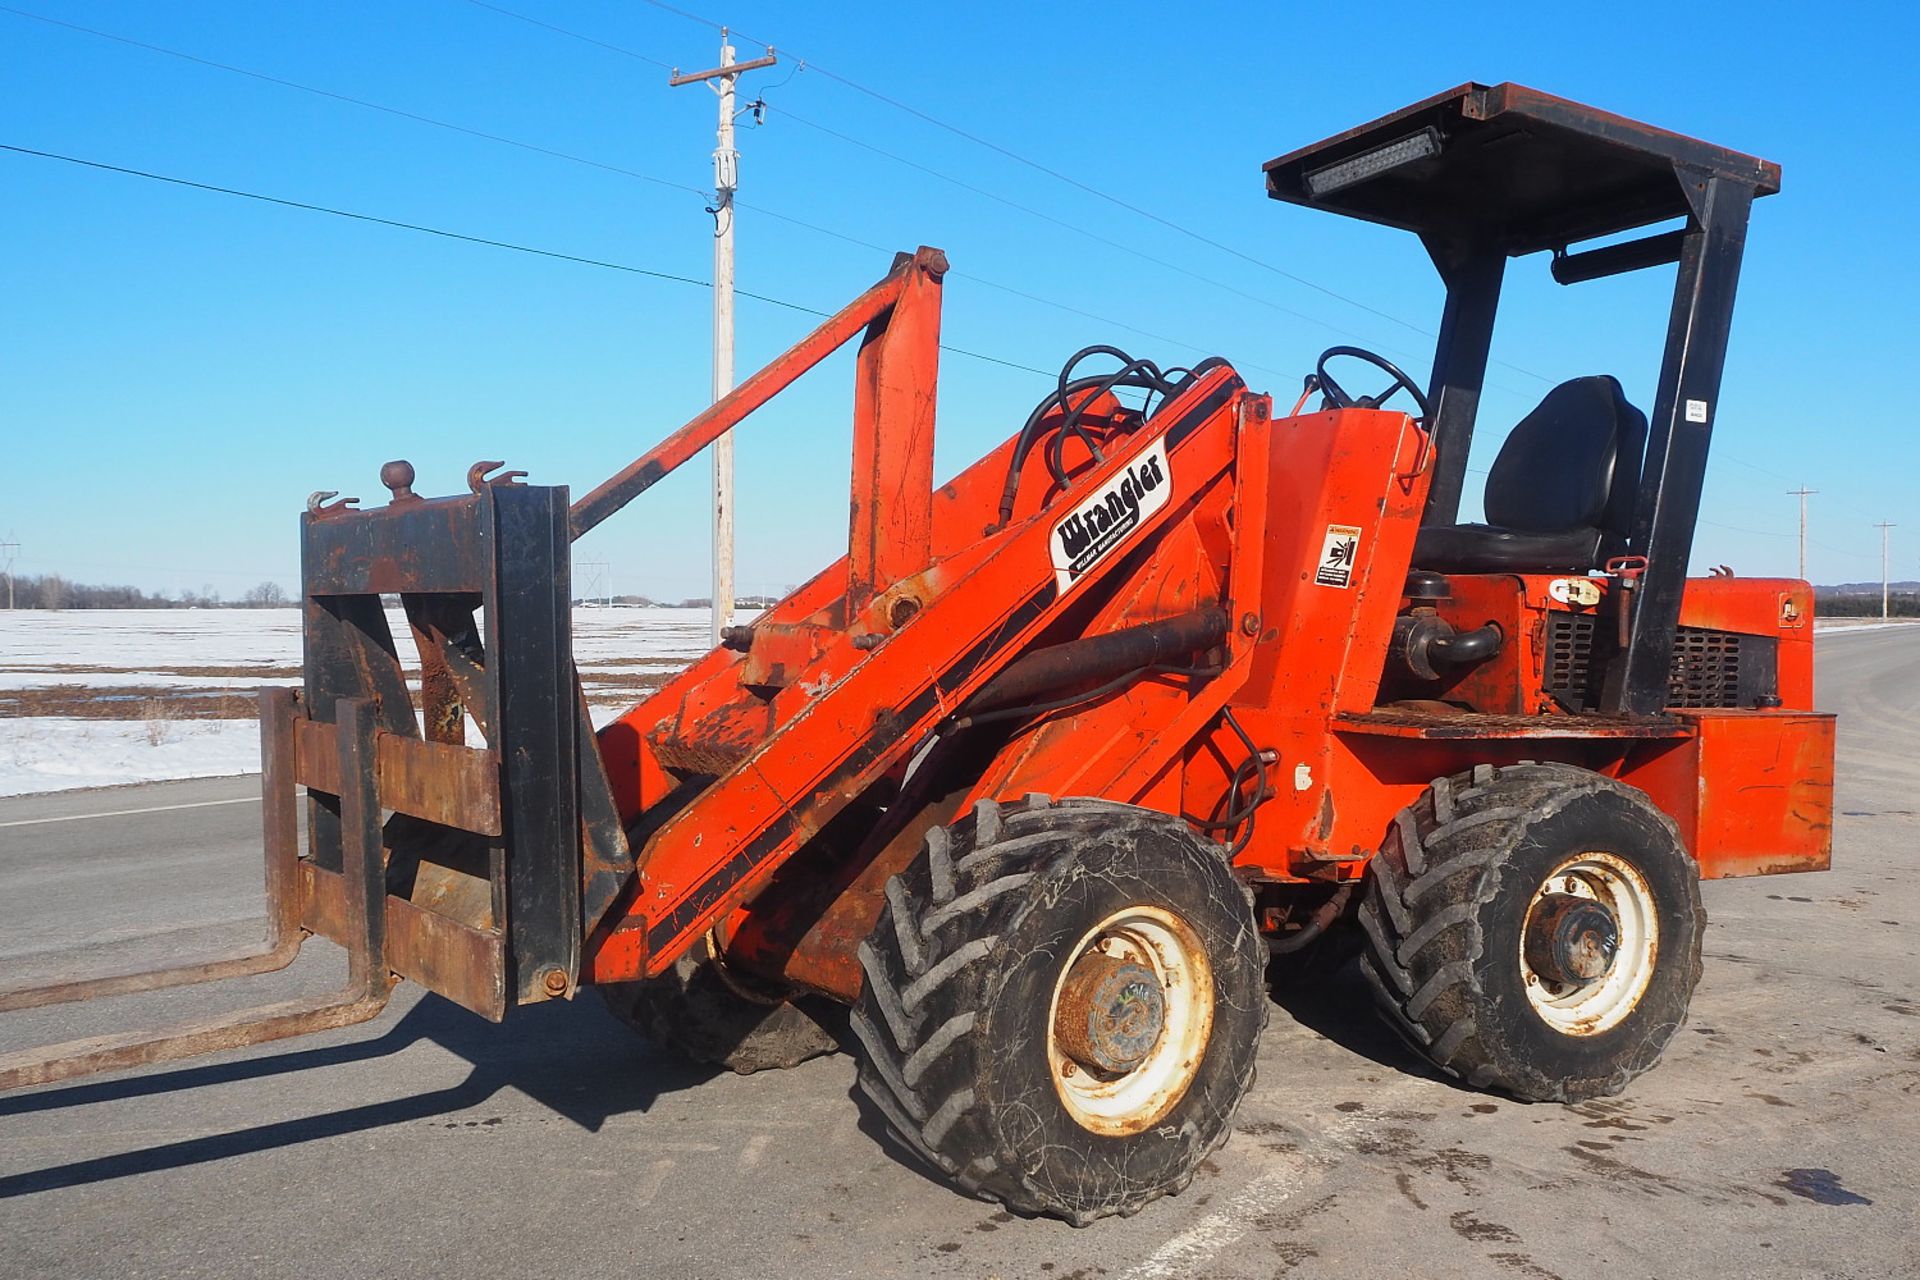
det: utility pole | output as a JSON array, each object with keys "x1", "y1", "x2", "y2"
[
  {"x1": 0, "y1": 533, "x2": 16, "y2": 610},
  {"x1": 1788, "y1": 486, "x2": 1818, "y2": 580},
  {"x1": 1875, "y1": 521, "x2": 1896, "y2": 620},
  {"x1": 671, "y1": 33, "x2": 777, "y2": 645}
]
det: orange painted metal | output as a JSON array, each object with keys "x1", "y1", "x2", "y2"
[
  {"x1": 1678, "y1": 575, "x2": 1815, "y2": 708},
  {"x1": 1212, "y1": 405, "x2": 1435, "y2": 879},
  {"x1": 568, "y1": 256, "x2": 919, "y2": 540},
  {"x1": 580, "y1": 244, "x2": 1249, "y2": 981},
  {"x1": 561, "y1": 250, "x2": 1835, "y2": 995},
  {"x1": 602, "y1": 375, "x2": 1243, "y2": 979},
  {"x1": 1620, "y1": 710, "x2": 1834, "y2": 878},
  {"x1": 849, "y1": 250, "x2": 944, "y2": 617},
  {"x1": 4, "y1": 241, "x2": 1842, "y2": 1089}
]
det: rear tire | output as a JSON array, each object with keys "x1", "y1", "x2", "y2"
[
  {"x1": 851, "y1": 795, "x2": 1267, "y2": 1224},
  {"x1": 1358, "y1": 762, "x2": 1703, "y2": 1102},
  {"x1": 599, "y1": 940, "x2": 840, "y2": 1075}
]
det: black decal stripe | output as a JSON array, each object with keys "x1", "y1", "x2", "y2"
[
  {"x1": 1163, "y1": 374, "x2": 1243, "y2": 449},
  {"x1": 646, "y1": 582, "x2": 1059, "y2": 954}
]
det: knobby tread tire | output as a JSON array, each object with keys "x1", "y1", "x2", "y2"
[
  {"x1": 851, "y1": 795, "x2": 1267, "y2": 1225},
  {"x1": 1358, "y1": 762, "x2": 1704, "y2": 1103}
]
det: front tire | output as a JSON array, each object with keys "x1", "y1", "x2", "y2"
[
  {"x1": 851, "y1": 796, "x2": 1267, "y2": 1224},
  {"x1": 1359, "y1": 762, "x2": 1704, "y2": 1103}
]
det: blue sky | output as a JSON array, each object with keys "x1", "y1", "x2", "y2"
[{"x1": 3, "y1": 0, "x2": 1916, "y2": 599}]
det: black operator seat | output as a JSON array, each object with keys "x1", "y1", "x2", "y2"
[{"x1": 1412, "y1": 375, "x2": 1647, "y2": 573}]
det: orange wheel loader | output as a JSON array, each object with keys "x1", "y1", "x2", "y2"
[{"x1": 0, "y1": 83, "x2": 1831, "y2": 1224}]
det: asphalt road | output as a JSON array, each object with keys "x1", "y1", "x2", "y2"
[{"x1": 2, "y1": 631, "x2": 1916, "y2": 1280}]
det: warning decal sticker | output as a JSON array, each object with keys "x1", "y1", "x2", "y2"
[
  {"x1": 1314, "y1": 523, "x2": 1362, "y2": 588},
  {"x1": 1050, "y1": 435, "x2": 1172, "y2": 593}
]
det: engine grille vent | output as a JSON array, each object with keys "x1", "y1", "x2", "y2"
[
  {"x1": 1544, "y1": 612, "x2": 1600, "y2": 708},
  {"x1": 1667, "y1": 627, "x2": 1746, "y2": 708},
  {"x1": 1542, "y1": 614, "x2": 1778, "y2": 711}
]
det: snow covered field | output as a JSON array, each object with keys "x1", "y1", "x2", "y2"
[
  {"x1": 3, "y1": 609, "x2": 1908, "y2": 798},
  {"x1": 0, "y1": 607, "x2": 718, "y2": 796}
]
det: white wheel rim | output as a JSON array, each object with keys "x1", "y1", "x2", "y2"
[
  {"x1": 1519, "y1": 851, "x2": 1658, "y2": 1036},
  {"x1": 1046, "y1": 906, "x2": 1213, "y2": 1137}
]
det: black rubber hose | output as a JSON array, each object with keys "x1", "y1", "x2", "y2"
[
  {"x1": 1045, "y1": 358, "x2": 1168, "y2": 483},
  {"x1": 1426, "y1": 622, "x2": 1504, "y2": 667},
  {"x1": 998, "y1": 372, "x2": 1151, "y2": 524},
  {"x1": 996, "y1": 345, "x2": 1180, "y2": 525},
  {"x1": 1268, "y1": 883, "x2": 1356, "y2": 956}
]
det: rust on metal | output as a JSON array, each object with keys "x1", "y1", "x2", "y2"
[
  {"x1": 0, "y1": 689, "x2": 306, "y2": 1015},
  {"x1": 299, "y1": 862, "x2": 505, "y2": 1021},
  {"x1": 295, "y1": 718, "x2": 502, "y2": 837},
  {"x1": 305, "y1": 490, "x2": 359, "y2": 517},
  {"x1": 381, "y1": 459, "x2": 421, "y2": 504},
  {"x1": 466, "y1": 460, "x2": 526, "y2": 493},
  {"x1": 740, "y1": 622, "x2": 833, "y2": 690},
  {"x1": 0, "y1": 698, "x2": 396, "y2": 1092},
  {"x1": 1523, "y1": 893, "x2": 1619, "y2": 985},
  {"x1": 1333, "y1": 709, "x2": 1694, "y2": 740},
  {"x1": 1053, "y1": 952, "x2": 1165, "y2": 1074}
]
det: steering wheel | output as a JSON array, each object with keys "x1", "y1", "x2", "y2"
[{"x1": 1314, "y1": 346, "x2": 1432, "y2": 420}]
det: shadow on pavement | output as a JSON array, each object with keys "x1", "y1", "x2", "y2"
[
  {"x1": 1263, "y1": 934, "x2": 1458, "y2": 1090},
  {"x1": 0, "y1": 993, "x2": 712, "y2": 1198}
]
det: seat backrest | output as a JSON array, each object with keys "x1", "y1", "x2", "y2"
[{"x1": 1483, "y1": 375, "x2": 1647, "y2": 540}]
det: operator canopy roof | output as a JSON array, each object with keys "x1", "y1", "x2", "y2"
[{"x1": 1263, "y1": 82, "x2": 1780, "y2": 256}]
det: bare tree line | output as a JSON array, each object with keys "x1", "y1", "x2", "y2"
[{"x1": 4, "y1": 574, "x2": 290, "y2": 610}]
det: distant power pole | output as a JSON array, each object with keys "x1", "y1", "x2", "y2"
[
  {"x1": 671, "y1": 32, "x2": 778, "y2": 646},
  {"x1": 1875, "y1": 521, "x2": 1896, "y2": 620},
  {"x1": 577, "y1": 559, "x2": 610, "y2": 609},
  {"x1": 1787, "y1": 486, "x2": 1818, "y2": 580},
  {"x1": 0, "y1": 533, "x2": 17, "y2": 610}
]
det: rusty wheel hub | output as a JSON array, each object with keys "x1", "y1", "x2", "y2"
[
  {"x1": 1053, "y1": 952, "x2": 1167, "y2": 1075},
  {"x1": 1519, "y1": 852, "x2": 1658, "y2": 1037},
  {"x1": 1046, "y1": 906, "x2": 1215, "y2": 1136},
  {"x1": 1523, "y1": 893, "x2": 1620, "y2": 987}
]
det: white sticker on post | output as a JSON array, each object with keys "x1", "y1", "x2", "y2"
[
  {"x1": 1314, "y1": 523, "x2": 1363, "y2": 588},
  {"x1": 1685, "y1": 399, "x2": 1709, "y2": 423}
]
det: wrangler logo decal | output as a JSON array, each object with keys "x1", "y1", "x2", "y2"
[{"x1": 1049, "y1": 437, "x2": 1172, "y2": 593}]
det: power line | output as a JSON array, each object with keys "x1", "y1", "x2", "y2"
[
  {"x1": 1787, "y1": 485, "x2": 1818, "y2": 579},
  {"x1": 766, "y1": 106, "x2": 1438, "y2": 374},
  {"x1": 1875, "y1": 520, "x2": 1897, "y2": 619},
  {"x1": 1698, "y1": 517, "x2": 1793, "y2": 538},
  {"x1": 1724, "y1": 452, "x2": 1885, "y2": 525},
  {"x1": 631, "y1": 0, "x2": 1548, "y2": 370},
  {"x1": 1, "y1": 533, "x2": 18, "y2": 610},
  {"x1": 14, "y1": 2, "x2": 1864, "y2": 551},
  {"x1": 9, "y1": 4, "x2": 1292, "y2": 388},
  {"x1": 623, "y1": 7, "x2": 1897, "y2": 544},
  {"x1": 446, "y1": 0, "x2": 1512, "y2": 389},
  {"x1": 0, "y1": 142, "x2": 1053, "y2": 376},
  {"x1": 462, "y1": 0, "x2": 673, "y2": 68},
  {"x1": 0, "y1": 5, "x2": 706, "y2": 199}
]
